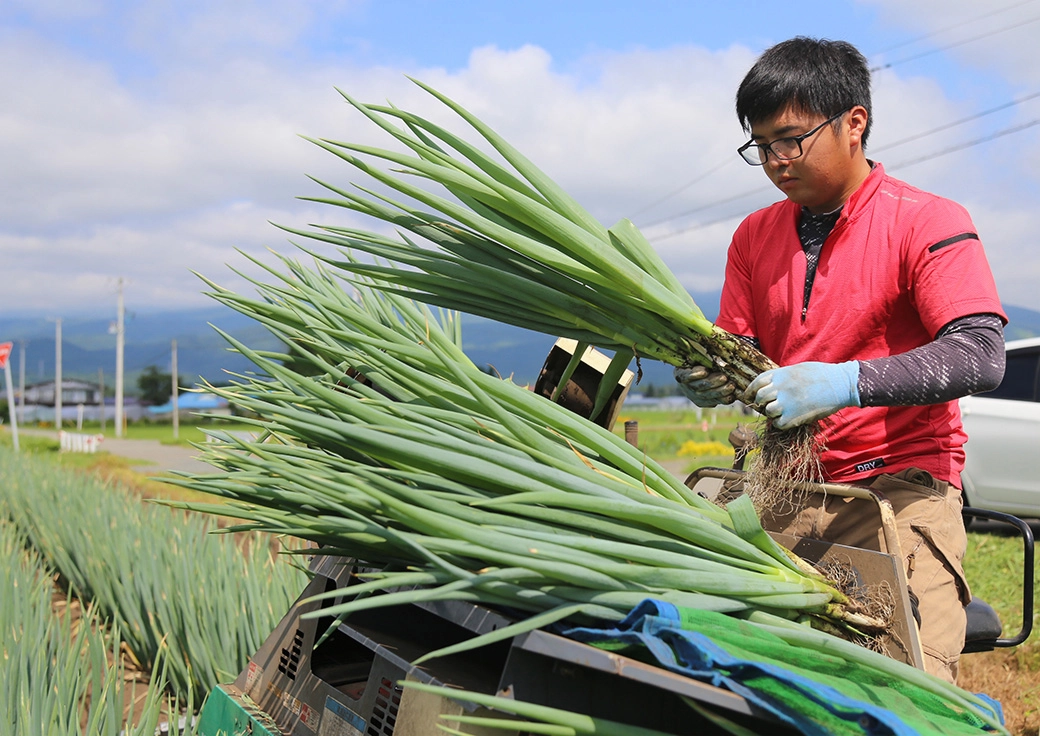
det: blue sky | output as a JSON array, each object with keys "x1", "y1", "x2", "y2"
[{"x1": 3, "y1": 0, "x2": 1040, "y2": 321}]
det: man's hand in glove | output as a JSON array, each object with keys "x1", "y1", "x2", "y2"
[
  {"x1": 744, "y1": 361, "x2": 861, "y2": 430},
  {"x1": 673, "y1": 365, "x2": 738, "y2": 408}
]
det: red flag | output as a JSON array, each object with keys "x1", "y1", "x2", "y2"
[{"x1": 0, "y1": 342, "x2": 11, "y2": 370}]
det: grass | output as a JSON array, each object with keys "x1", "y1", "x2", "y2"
[
  {"x1": 0, "y1": 517, "x2": 172, "y2": 735},
  {"x1": 960, "y1": 527, "x2": 1040, "y2": 735},
  {"x1": 613, "y1": 404, "x2": 752, "y2": 473},
  {"x1": 2, "y1": 422, "x2": 255, "y2": 506},
  {"x1": 964, "y1": 526, "x2": 1037, "y2": 637},
  {"x1": 0, "y1": 442, "x2": 308, "y2": 705},
  {"x1": 32, "y1": 418, "x2": 258, "y2": 445},
  {"x1": 18, "y1": 406, "x2": 735, "y2": 492}
]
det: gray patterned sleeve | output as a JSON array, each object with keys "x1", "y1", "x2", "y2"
[{"x1": 857, "y1": 314, "x2": 1006, "y2": 406}]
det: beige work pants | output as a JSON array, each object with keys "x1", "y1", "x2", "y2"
[{"x1": 760, "y1": 468, "x2": 970, "y2": 684}]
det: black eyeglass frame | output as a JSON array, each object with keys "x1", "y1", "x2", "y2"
[{"x1": 737, "y1": 109, "x2": 850, "y2": 166}]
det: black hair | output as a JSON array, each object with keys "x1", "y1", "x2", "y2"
[{"x1": 736, "y1": 37, "x2": 872, "y2": 147}]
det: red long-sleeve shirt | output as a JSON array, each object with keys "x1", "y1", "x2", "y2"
[{"x1": 717, "y1": 163, "x2": 1006, "y2": 485}]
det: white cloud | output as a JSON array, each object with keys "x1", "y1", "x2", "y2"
[{"x1": 2, "y1": 1, "x2": 1039, "y2": 323}]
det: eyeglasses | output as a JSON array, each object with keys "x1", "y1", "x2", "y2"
[{"x1": 737, "y1": 109, "x2": 849, "y2": 166}]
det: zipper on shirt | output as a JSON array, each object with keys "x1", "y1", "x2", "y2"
[
  {"x1": 799, "y1": 208, "x2": 842, "y2": 321},
  {"x1": 801, "y1": 238, "x2": 827, "y2": 321}
]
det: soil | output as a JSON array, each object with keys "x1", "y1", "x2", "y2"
[
  {"x1": 961, "y1": 652, "x2": 1039, "y2": 735},
  {"x1": 50, "y1": 582, "x2": 179, "y2": 731},
  {"x1": 87, "y1": 436, "x2": 214, "y2": 475}
]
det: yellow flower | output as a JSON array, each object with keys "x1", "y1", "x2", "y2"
[{"x1": 676, "y1": 440, "x2": 731, "y2": 458}]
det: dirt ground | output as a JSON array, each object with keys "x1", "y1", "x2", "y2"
[
  {"x1": 15, "y1": 427, "x2": 213, "y2": 476},
  {"x1": 81, "y1": 436, "x2": 213, "y2": 475},
  {"x1": 960, "y1": 650, "x2": 1039, "y2": 735}
]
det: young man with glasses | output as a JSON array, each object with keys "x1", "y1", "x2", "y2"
[{"x1": 674, "y1": 37, "x2": 1007, "y2": 683}]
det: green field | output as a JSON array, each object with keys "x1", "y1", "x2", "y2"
[
  {"x1": 106, "y1": 420, "x2": 256, "y2": 445},
  {"x1": 612, "y1": 403, "x2": 752, "y2": 474},
  {"x1": 18, "y1": 418, "x2": 257, "y2": 446}
]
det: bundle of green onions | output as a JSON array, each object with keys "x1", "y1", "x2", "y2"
[
  {"x1": 282, "y1": 78, "x2": 774, "y2": 396},
  {"x1": 171, "y1": 256, "x2": 877, "y2": 648},
  {"x1": 168, "y1": 257, "x2": 1010, "y2": 732}
]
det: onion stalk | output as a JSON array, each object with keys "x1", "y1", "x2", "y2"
[{"x1": 283, "y1": 78, "x2": 776, "y2": 394}]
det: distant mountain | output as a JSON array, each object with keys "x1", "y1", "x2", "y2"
[
  {"x1": 460, "y1": 289, "x2": 723, "y2": 389},
  {"x1": 3, "y1": 292, "x2": 1036, "y2": 395},
  {"x1": 1002, "y1": 304, "x2": 1040, "y2": 341},
  {"x1": 0, "y1": 306, "x2": 283, "y2": 390}
]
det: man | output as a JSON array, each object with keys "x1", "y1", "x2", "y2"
[{"x1": 674, "y1": 37, "x2": 1006, "y2": 683}]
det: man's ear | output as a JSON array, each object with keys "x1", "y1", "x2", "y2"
[{"x1": 847, "y1": 105, "x2": 869, "y2": 147}]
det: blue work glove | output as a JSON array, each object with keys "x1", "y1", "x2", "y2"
[
  {"x1": 744, "y1": 361, "x2": 861, "y2": 430},
  {"x1": 673, "y1": 365, "x2": 738, "y2": 408}
]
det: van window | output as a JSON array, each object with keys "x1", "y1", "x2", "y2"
[{"x1": 982, "y1": 348, "x2": 1040, "y2": 401}]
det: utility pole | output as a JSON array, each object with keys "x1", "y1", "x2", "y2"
[
  {"x1": 53, "y1": 318, "x2": 62, "y2": 431},
  {"x1": 115, "y1": 278, "x2": 125, "y2": 437},
  {"x1": 18, "y1": 340, "x2": 25, "y2": 425},
  {"x1": 98, "y1": 368, "x2": 106, "y2": 432},
  {"x1": 171, "y1": 339, "x2": 179, "y2": 440}
]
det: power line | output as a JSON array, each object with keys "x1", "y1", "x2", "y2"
[
  {"x1": 648, "y1": 115, "x2": 1040, "y2": 243},
  {"x1": 633, "y1": 3, "x2": 1039, "y2": 220},
  {"x1": 888, "y1": 117, "x2": 1040, "y2": 170},
  {"x1": 871, "y1": 91, "x2": 1040, "y2": 153},
  {"x1": 870, "y1": 0, "x2": 1038, "y2": 55},
  {"x1": 648, "y1": 207, "x2": 764, "y2": 243},
  {"x1": 642, "y1": 91, "x2": 1040, "y2": 235},
  {"x1": 627, "y1": 156, "x2": 736, "y2": 219},
  {"x1": 628, "y1": 2, "x2": 1035, "y2": 218},
  {"x1": 870, "y1": 14, "x2": 1040, "y2": 72},
  {"x1": 640, "y1": 182, "x2": 773, "y2": 228}
]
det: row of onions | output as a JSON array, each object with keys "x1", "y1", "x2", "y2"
[
  {"x1": 169, "y1": 256, "x2": 1004, "y2": 731},
  {"x1": 0, "y1": 444, "x2": 307, "y2": 704},
  {"x1": 0, "y1": 515, "x2": 170, "y2": 735}
]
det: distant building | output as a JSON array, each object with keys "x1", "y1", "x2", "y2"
[
  {"x1": 19, "y1": 379, "x2": 102, "y2": 407},
  {"x1": 622, "y1": 394, "x2": 692, "y2": 409},
  {"x1": 3, "y1": 379, "x2": 144, "y2": 424}
]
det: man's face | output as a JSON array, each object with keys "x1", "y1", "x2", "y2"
[{"x1": 748, "y1": 104, "x2": 866, "y2": 214}]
